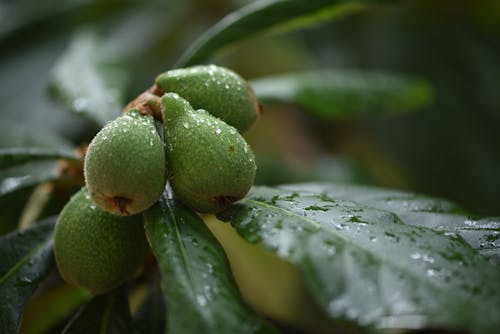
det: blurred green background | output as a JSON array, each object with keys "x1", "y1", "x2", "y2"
[{"x1": 1, "y1": 0, "x2": 499, "y2": 216}]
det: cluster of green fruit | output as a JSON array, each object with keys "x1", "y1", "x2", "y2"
[{"x1": 54, "y1": 65, "x2": 260, "y2": 294}]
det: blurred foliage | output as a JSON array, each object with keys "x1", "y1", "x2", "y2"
[
  {"x1": 293, "y1": 0, "x2": 500, "y2": 215},
  {"x1": 1, "y1": 0, "x2": 498, "y2": 217}
]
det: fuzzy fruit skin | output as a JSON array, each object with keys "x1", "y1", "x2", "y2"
[
  {"x1": 155, "y1": 65, "x2": 259, "y2": 133},
  {"x1": 84, "y1": 109, "x2": 166, "y2": 216},
  {"x1": 54, "y1": 188, "x2": 148, "y2": 295},
  {"x1": 162, "y1": 93, "x2": 256, "y2": 213}
]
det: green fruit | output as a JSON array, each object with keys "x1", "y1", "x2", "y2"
[
  {"x1": 84, "y1": 109, "x2": 166, "y2": 216},
  {"x1": 161, "y1": 93, "x2": 256, "y2": 213},
  {"x1": 54, "y1": 188, "x2": 149, "y2": 295},
  {"x1": 155, "y1": 65, "x2": 260, "y2": 133}
]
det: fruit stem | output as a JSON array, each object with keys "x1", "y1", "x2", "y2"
[{"x1": 124, "y1": 86, "x2": 163, "y2": 121}]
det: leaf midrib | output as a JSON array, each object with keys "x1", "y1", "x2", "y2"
[{"x1": 165, "y1": 200, "x2": 195, "y2": 287}]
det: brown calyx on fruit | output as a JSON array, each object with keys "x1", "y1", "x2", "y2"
[
  {"x1": 124, "y1": 88, "x2": 162, "y2": 121},
  {"x1": 148, "y1": 84, "x2": 164, "y2": 97},
  {"x1": 106, "y1": 196, "x2": 133, "y2": 215},
  {"x1": 214, "y1": 195, "x2": 237, "y2": 210}
]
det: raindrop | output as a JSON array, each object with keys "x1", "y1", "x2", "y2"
[
  {"x1": 73, "y1": 97, "x2": 89, "y2": 112},
  {"x1": 192, "y1": 238, "x2": 199, "y2": 247},
  {"x1": 464, "y1": 219, "x2": 476, "y2": 226},
  {"x1": 196, "y1": 295, "x2": 207, "y2": 307},
  {"x1": 1, "y1": 176, "x2": 30, "y2": 193},
  {"x1": 443, "y1": 232, "x2": 458, "y2": 239},
  {"x1": 410, "y1": 252, "x2": 434, "y2": 264},
  {"x1": 410, "y1": 253, "x2": 421, "y2": 260},
  {"x1": 333, "y1": 222, "x2": 348, "y2": 231},
  {"x1": 16, "y1": 276, "x2": 33, "y2": 286}
]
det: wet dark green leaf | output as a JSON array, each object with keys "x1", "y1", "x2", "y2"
[
  {"x1": 143, "y1": 191, "x2": 277, "y2": 334},
  {"x1": 0, "y1": 161, "x2": 78, "y2": 232},
  {"x1": 251, "y1": 71, "x2": 433, "y2": 119},
  {"x1": 0, "y1": 189, "x2": 34, "y2": 235},
  {"x1": 0, "y1": 0, "x2": 139, "y2": 45},
  {"x1": 62, "y1": 287, "x2": 133, "y2": 334},
  {"x1": 176, "y1": 0, "x2": 378, "y2": 67},
  {"x1": 0, "y1": 218, "x2": 56, "y2": 334},
  {"x1": 50, "y1": 29, "x2": 129, "y2": 126},
  {"x1": 0, "y1": 161, "x2": 62, "y2": 197},
  {"x1": 0, "y1": 147, "x2": 80, "y2": 169},
  {"x1": 279, "y1": 183, "x2": 500, "y2": 262},
  {"x1": 0, "y1": 121, "x2": 75, "y2": 151},
  {"x1": 218, "y1": 184, "x2": 500, "y2": 334}
]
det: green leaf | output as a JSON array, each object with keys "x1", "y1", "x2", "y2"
[
  {"x1": 143, "y1": 191, "x2": 277, "y2": 334},
  {"x1": 279, "y1": 183, "x2": 500, "y2": 262},
  {"x1": 0, "y1": 189, "x2": 34, "y2": 235},
  {"x1": 50, "y1": 29, "x2": 129, "y2": 126},
  {"x1": 0, "y1": 161, "x2": 63, "y2": 197},
  {"x1": 0, "y1": 160, "x2": 77, "y2": 235},
  {"x1": 218, "y1": 184, "x2": 500, "y2": 334},
  {"x1": 62, "y1": 287, "x2": 133, "y2": 334},
  {"x1": 0, "y1": 218, "x2": 56, "y2": 334},
  {"x1": 0, "y1": 122, "x2": 74, "y2": 151},
  {"x1": 0, "y1": 147, "x2": 80, "y2": 169},
  {"x1": 251, "y1": 71, "x2": 434, "y2": 119},
  {"x1": 176, "y1": 0, "x2": 376, "y2": 67},
  {"x1": 0, "y1": 0, "x2": 139, "y2": 44}
]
